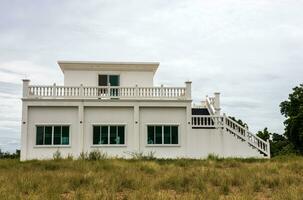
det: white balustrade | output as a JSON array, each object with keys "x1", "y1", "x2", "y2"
[
  {"x1": 26, "y1": 85, "x2": 187, "y2": 99},
  {"x1": 191, "y1": 114, "x2": 270, "y2": 157}
]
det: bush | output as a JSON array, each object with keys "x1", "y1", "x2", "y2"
[
  {"x1": 88, "y1": 150, "x2": 107, "y2": 160},
  {"x1": 53, "y1": 150, "x2": 62, "y2": 160},
  {"x1": 126, "y1": 151, "x2": 156, "y2": 160}
]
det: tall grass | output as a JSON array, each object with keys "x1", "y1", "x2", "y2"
[{"x1": 0, "y1": 156, "x2": 302, "y2": 199}]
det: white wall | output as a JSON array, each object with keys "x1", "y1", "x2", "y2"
[
  {"x1": 27, "y1": 107, "x2": 78, "y2": 160},
  {"x1": 24, "y1": 104, "x2": 264, "y2": 160},
  {"x1": 139, "y1": 107, "x2": 187, "y2": 158},
  {"x1": 187, "y1": 129, "x2": 263, "y2": 158},
  {"x1": 83, "y1": 107, "x2": 134, "y2": 157},
  {"x1": 64, "y1": 70, "x2": 155, "y2": 87}
]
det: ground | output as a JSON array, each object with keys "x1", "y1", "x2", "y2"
[{"x1": 0, "y1": 156, "x2": 302, "y2": 200}]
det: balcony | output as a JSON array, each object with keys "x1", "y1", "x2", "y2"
[{"x1": 22, "y1": 80, "x2": 192, "y2": 100}]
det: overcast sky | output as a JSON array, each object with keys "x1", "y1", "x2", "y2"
[{"x1": 0, "y1": 0, "x2": 302, "y2": 152}]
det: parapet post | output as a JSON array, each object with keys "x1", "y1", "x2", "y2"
[
  {"x1": 22, "y1": 79, "x2": 30, "y2": 98},
  {"x1": 214, "y1": 92, "x2": 221, "y2": 115},
  {"x1": 185, "y1": 81, "x2": 192, "y2": 100}
]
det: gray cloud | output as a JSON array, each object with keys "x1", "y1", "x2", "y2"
[{"x1": 0, "y1": 0, "x2": 302, "y2": 151}]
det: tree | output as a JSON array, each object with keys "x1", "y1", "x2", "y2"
[
  {"x1": 228, "y1": 116, "x2": 248, "y2": 128},
  {"x1": 256, "y1": 127, "x2": 270, "y2": 141},
  {"x1": 280, "y1": 84, "x2": 303, "y2": 154}
]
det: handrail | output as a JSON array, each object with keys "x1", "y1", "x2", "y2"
[{"x1": 205, "y1": 96, "x2": 216, "y2": 115}]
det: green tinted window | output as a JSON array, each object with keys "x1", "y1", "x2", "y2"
[
  {"x1": 147, "y1": 125, "x2": 179, "y2": 145},
  {"x1": 101, "y1": 126, "x2": 108, "y2": 144},
  {"x1": 36, "y1": 126, "x2": 44, "y2": 145},
  {"x1": 171, "y1": 126, "x2": 178, "y2": 144},
  {"x1": 155, "y1": 126, "x2": 162, "y2": 144},
  {"x1": 44, "y1": 126, "x2": 52, "y2": 145},
  {"x1": 93, "y1": 126, "x2": 100, "y2": 144},
  {"x1": 62, "y1": 126, "x2": 69, "y2": 145},
  {"x1": 54, "y1": 126, "x2": 61, "y2": 145},
  {"x1": 110, "y1": 126, "x2": 117, "y2": 144},
  {"x1": 118, "y1": 126, "x2": 125, "y2": 144},
  {"x1": 164, "y1": 126, "x2": 171, "y2": 144},
  {"x1": 147, "y1": 126, "x2": 154, "y2": 144},
  {"x1": 109, "y1": 75, "x2": 119, "y2": 86}
]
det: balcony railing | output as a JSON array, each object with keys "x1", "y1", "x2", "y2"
[{"x1": 22, "y1": 80, "x2": 192, "y2": 100}]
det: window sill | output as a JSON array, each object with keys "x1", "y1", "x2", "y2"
[
  {"x1": 34, "y1": 145, "x2": 71, "y2": 148},
  {"x1": 91, "y1": 145, "x2": 127, "y2": 148},
  {"x1": 145, "y1": 144, "x2": 181, "y2": 147}
]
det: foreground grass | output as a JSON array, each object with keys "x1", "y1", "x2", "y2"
[{"x1": 0, "y1": 156, "x2": 303, "y2": 200}]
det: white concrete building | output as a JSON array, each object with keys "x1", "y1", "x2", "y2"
[{"x1": 20, "y1": 61, "x2": 270, "y2": 160}]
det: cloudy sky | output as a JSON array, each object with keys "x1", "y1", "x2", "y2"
[{"x1": 0, "y1": 0, "x2": 302, "y2": 152}]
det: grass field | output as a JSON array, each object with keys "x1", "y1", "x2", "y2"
[{"x1": 0, "y1": 156, "x2": 302, "y2": 200}]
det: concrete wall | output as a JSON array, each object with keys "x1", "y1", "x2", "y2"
[
  {"x1": 84, "y1": 107, "x2": 134, "y2": 157},
  {"x1": 139, "y1": 107, "x2": 187, "y2": 158},
  {"x1": 64, "y1": 70, "x2": 154, "y2": 87},
  {"x1": 27, "y1": 106, "x2": 78, "y2": 160},
  {"x1": 187, "y1": 129, "x2": 263, "y2": 158},
  {"x1": 23, "y1": 104, "x2": 264, "y2": 160}
]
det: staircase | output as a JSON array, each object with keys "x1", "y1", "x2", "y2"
[{"x1": 191, "y1": 96, "x2": 270, "y2": 158}]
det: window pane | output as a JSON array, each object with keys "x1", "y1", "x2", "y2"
[
  {"x1": 171, "y1": 126, "x2": 178, "y2": 144},
  {"x1": 155, "y1": 126, "x2": 162, "y2": 144},
  {"x1": 109, "y1": 75, "x2": 119, "y2": 86},
  {"x1": 93, "y1": 126, "x2": 100, "y2": 144},
  {"x1": 164, "y1": 126, "x2": 171, "y2": 144},
  {"x1": 54, "y1": 126, "x2": 61, "y2": 145},
  {"x1": 98, "y1": 75, "x2": 108, "y2": 86},
  {"x1": 147, "y1": 126, "x2": 154, "y2": 144},
  {"x1": 44, "y1": 126, "x2": 52, "y2": 145},
  {"x1": 101, "y1": 126, "x2": 108, "y2": 144},
  {"x1": 62, "y1": 126, "x2": 69, "y2": 145},
  {"x1": 36, "y1": 126, "x2": 44, "y2": 145},
  {"x1": 117, "y1": 126, "x2": 125, "y2": 144},
  {"x1": 110, "y1": 126, "x2": 117, "y2": 144}
]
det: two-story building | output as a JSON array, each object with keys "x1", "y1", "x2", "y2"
[{"x1": 20, "y1": 61, "x2": 270, "y2": 160}]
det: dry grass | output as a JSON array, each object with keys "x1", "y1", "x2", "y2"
[{"x1": 0, "y1": 156, "x2": 303, "y2": 199}]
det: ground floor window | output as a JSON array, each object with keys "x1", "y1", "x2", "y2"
[
  {"x1": 147, "y1": 125, "x2": 178, "y2": 145},
  {"x1": 93, "y1": 125, "x2": 125, "y2": 145},
  {"x1": 36, "y1": 125, "x2": 70, "y2": 145}
]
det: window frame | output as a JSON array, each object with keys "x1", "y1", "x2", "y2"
[
  {"x1": 34, "y1": 123, "x2": 71, "y2": 148},
  {"x1": 98, "y1": 74, "x2": 120, "y2": 86},
  {"x1": 91, "y1": 123, "x2": 127, "y2": 147},
  {"x1": 145, "y1": 123, "x2": 180, "y2": 147}
]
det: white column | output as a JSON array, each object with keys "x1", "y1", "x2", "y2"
[
  {"x1": 22, "y1": 79, "x2": 30, "y2": 98},
  {"x1": 185, "y1": 103, "x2": 192, "y2": 157},
  {"x1": 20, "y1": 102, "x2": 28, "y2": 161},
  {"x1": 214, "y1": 92, "x2": 221, "y2": 115},
  {"x1": 185, "y1": 81, "x2": 192, "y2": 100},
  {"x1": 267, "y1": 139, "x2": 271, "y2": 158},
  {"x1": 78, "y1": 104, "x2": 84, "y2": 156},
  {"x1": 133, "y1": 104, "x2": 140, "y2": 152}
]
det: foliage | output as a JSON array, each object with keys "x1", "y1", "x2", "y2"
[
  {"x1": 280, "y1": 84, "x2": 303, "y2": 154},
  {"x1": 257, "y1": 127, "x2": 270, "y2": 141},
  {"x1": 53, "y1": 149, "x2": 62, "y2": 160},
  {"x1": 0, "y1": 149, "x2": 20, "y2": 159},
  {"x1": 88, "y1": 149, "x2": 107, "y2": 160},
  {"x1": 228, "y1": 116, "x2": 248, "y2": 128},
  {"x1": 0, "y1": 157, "x2": 303, "y2": 199},
  {"x1": 126, "y1": 151, "x2": 156, "y2": 160},
  {"x1": 78, "y1": 150, "x2": 107, "y2": 160}
]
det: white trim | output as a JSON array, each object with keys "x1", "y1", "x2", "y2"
[{"x1": 34, "y1": 145, "x2": 71, "y2": 148}]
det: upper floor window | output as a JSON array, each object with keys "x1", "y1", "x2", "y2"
[
  {"x1": 36, "y1": 125, "x2": 70, "y2": 145},
  {"x1": 147, "y1": 125, "x2": 179, "y2": 145},
  {"x1": 98, "y1": 75, "x2": 120, "y2": 86},
  {"x1": 93, "y1": 125, "x2": 125, "y2": 145}
]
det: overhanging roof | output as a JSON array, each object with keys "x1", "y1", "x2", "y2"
[{"x1": 58, "y1": 61, "x2": 159, "y2": 73}]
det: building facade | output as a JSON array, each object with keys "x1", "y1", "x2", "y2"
[{"x1": 20, "y1": 61, "x2": 270, "y2": 160}]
